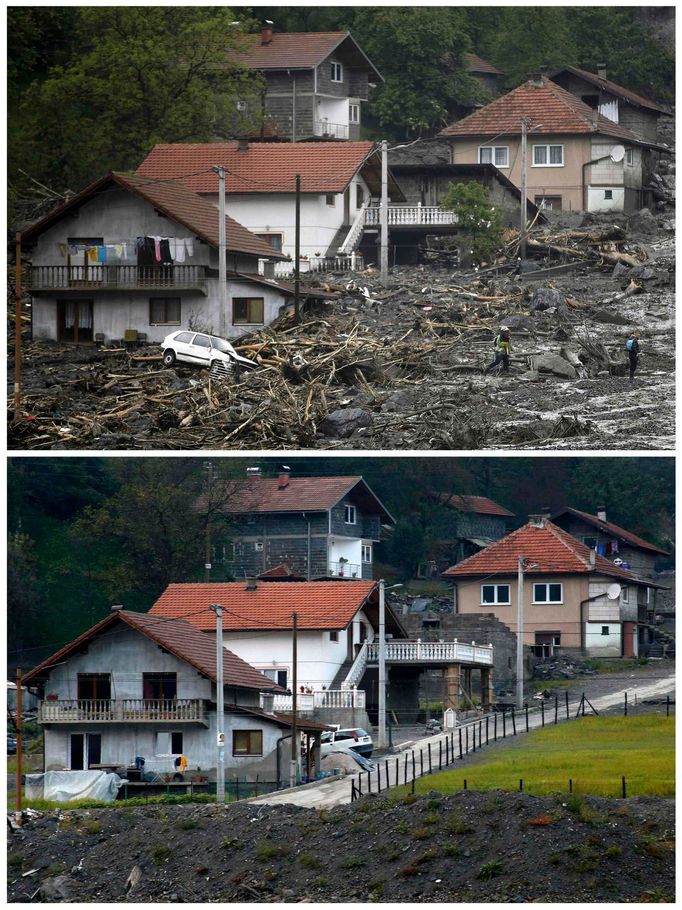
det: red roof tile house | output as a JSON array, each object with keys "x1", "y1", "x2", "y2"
[
  {"x1": 135, "y1": 141, "x2": 404, "y2": 269},
  {"x1": 20, "y1": 172, "x2": 298, "y2": 344},
  {"x1": 443, "y1": 515, "x2": 659, "y2": 660},
  {"x1": 22, "y1": 609, "x2": 328, "y2": 786},
  {"x1": 201, "y1": 470, "x2": 395, "y2": 582},
  {"x1": 439, "y1": 73, "x2": 664, "y2": 213},
  {"x1": 229, "y1": 24, "x2": 383, "y2": 141}
]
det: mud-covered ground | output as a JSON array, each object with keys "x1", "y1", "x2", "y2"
[
  {"x1": 7, "y1": 791, "x2": 674, "y2": 903},
  {"x1": 8, "y1": 219, "x2": 674, "y2": 451}
]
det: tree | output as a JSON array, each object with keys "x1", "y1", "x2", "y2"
[
  {"x1": 483, "y1": 8, "x2": 577, "y2": 87},
  {"x1": 440, "y1": 182, "x2": 503, "y2": 264},
  {"x1": 8, "y1": 7, "x2": 263, "y2": 199}
]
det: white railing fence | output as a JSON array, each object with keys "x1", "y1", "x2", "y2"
[
  {"x1": 268, "y1": 688, "x2": 366, "y2": 712},
  {"x1": 38, "y1": 698, "x2": 206, "y2": 723},
  {"x1": 364, "y1": 205, "x2": 458, "y2": 227},
  {"x1": 270, "y1": 253, "x2": 364, "y2": 279},
  {"x1": 365, "y1": 639, "x2": 493, "y2": 665},
  {"x1": 338, "y1": 202, "x2": 369, "y2": 254},
  {"x1": 342, "y1": 639, "x2": 370, "y2": 690}
]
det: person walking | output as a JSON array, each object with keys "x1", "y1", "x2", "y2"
[
  {"x1": 625, "y1": 331, "x2": 640, "y2": 380},
  {"x1": 485, "y1": 325, "x2": 512, "y2": 374}
]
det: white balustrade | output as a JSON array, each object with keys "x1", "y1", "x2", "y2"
[
  {"x1": 363, "y1": 206, "x2": 458, "y2": 227},
  {"x1": 365, "y1": 639, "x2": 493, "y2": 665},
  {"x1": 38, "y1": 698, "x2": 206, "y2": 723},
  {"x1": 269, "y1": 689, "x2": 366, "y2": 712},
  {"x1": 342, "y1": 639, "x2": 369, "y2": 689}
]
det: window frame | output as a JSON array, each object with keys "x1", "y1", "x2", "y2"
[
  {"x1": 349, "y1": 102, "x2": 360, "y2": 124},
  {"x1": 330, "y1": 61, "x2": 343, "y2": 83},
  {"x1": 604, "y1": 189, "x2": 613, "y2": 200},
  {"x1": 532, "y1": 144, "x2": 564, "y2": 167},
  {"x1": 149, "y1": 297, "x2": 181, "y2": 326},
  {"x1": 255, "y1": 233, "x2": 283, "y2": 253},
  {"x1": 232, "y1": 296, "x2": 264, "y2": 326},
  {"x1": 621, "y1": 586, "x2": 629, "y2": 603},
  {"x1": 361, "y1": 543, "x2": 372, "y2": 563},
  {"x1": 233, "y1": 729, "x2": 263, "y2": 756},
  {"x1": 325, "y1": 193, "x2": 336, "y2": 206},
  {"x1": 330, "y1": 630, "x2": 339, "y2": 642},
  {"x1": 625, "y1": 148, "x2": 634, "y2": 166},
  {"x1": 532, "y1": 582, "x2": 563, "y2": 604},
  {"x1": 344, "y1": 504, "x2": 357, "y2": 525},
  {"x1": 478, "y1": 145, "x2": 509, "y2": 168},
  {"x1": 480, "y1": 583, "x2": 511, "y2": 606}
]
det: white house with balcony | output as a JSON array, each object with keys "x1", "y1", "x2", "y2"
[
  {"x1": 23, "y1": 609, "x2": 328, "y2": 785},
  {"x1": 19, "y1": 172, "x2": 303, "y2": 344}
]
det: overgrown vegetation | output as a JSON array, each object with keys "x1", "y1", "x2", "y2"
[{"x1": 440, "y1": 182, "x2": 504, "y2": 265}]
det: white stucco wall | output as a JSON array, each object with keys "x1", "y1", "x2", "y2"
[
  {"x1": 585, "y1": 622, "x2": 622, "y2": 656},
  {"x1": 588, "y1": 186, "x2": 625, "y2": 212},
  {"x1": 27, "y1": 188, "x2": 288, "y2": 341}
]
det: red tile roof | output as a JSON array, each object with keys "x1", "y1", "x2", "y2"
[
  {"x1": 553, "y1": 66, "x2": 670, "y2": 115},
  {"x1": 443, "y1": 519, "x2": 638, "y2": 581},
  {"x1": 21, "y1": 172, "x2": 285, "y2": 260},
  {"x1": 464, "y1": 53, "x2": 503, "y2": 77},
  {"x1": 439, "y1": 77, "x2": 650, "y2": 145},
  {"x1": 23, "y1": 610, "x2": 279, "y2": 691},
  {"x1": 553, "y1": 508, "x2": 671, "y2": 556},
  {"x1": 257, "y1": 564, "x2": 306, "y2": 581},
  {"x1": 149, "y1": 581, "x2": 379, "y2": 631},
  {"x1": 231, "y1": 31, "x2": 381, "y2": 81},
  {"x1": 135, "y1": 142, "x2": 400, "y2": 196},
  {"x1": 444, "y1": 495, "x2": 514, "y2": 517},
  {"x1": 203, "y1": 475, "x2": 394, "y2": 523}
]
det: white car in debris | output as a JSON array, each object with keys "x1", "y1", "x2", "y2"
[
  {"x1": 320, "y1": 727, "x2": 373, "y2": 758},
  {"x1": 161, "y1": 330, "x2": 256, "y2": 375}
]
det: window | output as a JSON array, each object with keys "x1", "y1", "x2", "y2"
[
  {"x1": 77, "y1": 673, "x2": 111, "y2": 700},
  {"x1": 233, "y1": 729, "x2": 263, "y2": 756},
  {"x1": 534, "y1": 195, "x2": 562, "y2": 212},
  {"x1": 171, "y1": 732, "x2": 183, "y2": 754},
  {"x1": 533, "y1": 583, "x2": 563, "y2": 604},
  {"x1": 330, "y1": 61, "x2": 343, "y2": 82},
  {"x1": 583, "y1": 536, "x2": 598, "y2": 550},
  {"x1": 212, "y1": 542, "x2": 234, "y2": 563},
  {"x1": 362, "y1": 544, "x2": 372, "y2": 563},
  {"x1": 533, "y1": 144, "x2": 564, "y2": 167},
  {"x1": 344, "y1": 504, "x2": 357, "y2": 525},
  {"x1": 330, "y1": 630, "x2": 339, "y2": 642},
  {"x1": 256, "y1": 233, "x2": 283, "y2": 253},
  {"x1": 621, "y1": 586, "x2": 629, "y2": 603},
  {"x1": 174, "y1": 331, "x2": 193, "y2": 344},
  {"x1": 193, "y1": 333, "x2": 211, "y2": 349},
  {"x1": 263, "y1": 668, "x2": 288, "y2": 688},
  {"x1": 143, "y1": 673, "x2": 177, "y2": 700},
  {"x1": 646, "y1": 587, "x2": 651, "y2": 604},
  {"x1": 625, "y1": 148, "x2": 634, "y2": 166},
  {"x1": 349, "y1": 102, "x2": 360, "y2": 124},
  {"x1": 325, "y1": 193, "x2": 336, "y2": 206},
  {"x1": 604, "y1": 190, "x2": 613, "y2": 200},
  {"x1": 233, "y1": 297, "x2": 264, "y2": 325},
  {"x1": 481, "y1": 584, "x2": 510, "y2": 605},
  {"x1": 149, "y1": 297, "x2": 181, "y2": 325},
  {"x1": 478, "y1": 146, "x2": 509, "y2": 168},
  {"x1": 601, "y1": 626, "x2": 610, "y2": 636},
  {"x1": 356, "y1": 184, "x2": 364, "y2": 208},
  {"x1": 254, "y1": 541, "x2": 264, "y2": 552},
  {"x1": 156, "y1": 731, "x2": 183, "y2": 754}
]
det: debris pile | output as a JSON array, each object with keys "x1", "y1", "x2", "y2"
[{"x1": 532, "y1": 655, "x2": 598, "y2": 681}]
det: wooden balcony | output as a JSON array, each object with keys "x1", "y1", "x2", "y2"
[
  {"x1": 26, "y1": 265, "x2": 208, "y2": 294},
  {"x1": 38, "y1": 698, "x2": 208, "y2": 725}
]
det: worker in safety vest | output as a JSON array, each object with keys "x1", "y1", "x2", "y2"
[{"x1": 485, "y1": 325, "x2": 512, "y2": 374}]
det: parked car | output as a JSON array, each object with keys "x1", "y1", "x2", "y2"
[
  {"x1": 320, "y1": 728, "x2": 373, "y2": 757},
  {"x1": 161, "y1": 331, "x2": 256, "y2": 374},
  {"x1": 7, "y1": 735, "x2": 17, "y2": 755}
]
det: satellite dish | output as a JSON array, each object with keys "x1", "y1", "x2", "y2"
[
  {"x1": 610, "y1": 144, "x2": 625, "y2": 163},
  {"x1": 606, "y1": 583, "x2": 622, "y2": 600}
]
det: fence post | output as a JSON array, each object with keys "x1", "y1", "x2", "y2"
[
  {"x1": 494, "y1": 713, "x2": 498, "y2": 741},
  {"x1": 412, "y1": 751, "x2": 416, "y2": 783},
  {"x1": 519, "y1": 779, "x2": 523, "y2": 792},
  {"x1": 450, "y1": 731, "x2": 455, "y2": 757},
  {"x1": 486, "y1": 716, "x2": 489, "y2": 745},
  {"x1": 395, "y1": 757, "x2": 399, "y2": 788},
  {"x1": 358, "y1": 774, "x2": 362, "y2": 796},
  {"x1": 377, "y1": 763, "x2": 381, "y2": 793},
  {"x1": 622, "y1": 776, "x2": 626, "y2": 799},
  {"x1": 404, "y1": 753, "x2": 408, "y2": 785},
  {"x1": 541, "y1": 701, "x2": 545, "y2": 727},
  {"x1": 569, "y1": 778, "x2": 572, "y2": 793},
  {"x1": 525, "y1": 704, "x2": 529, "y2": 732},
  {"x1": 472, "y1": 725, "x2": 476, "y2": 753},
  {"x1": 385, "y1": 759, "x2": 389, "y2": 789},
  {"x1": 565, "y1": 691, "x2": 569, "y2": 720},
  {"x1": 439, "y1": 740, "x2": 443, "y2": 770},
  {"x1": 511, "y1": 708, "x2": 517, "y2": 736},
  {"x1": 463, "y1": 779, "x2": 467, "y2": 790},
  {"x1": 666, "y1": 694, "x2": 670, "y2": 717},
  {"x1": 420, "y1": 749, "x2": 424, "y2": 778},
  {"x1": 367, "y1": 769, "x2": 371, "y2": 794},
  {"x1": 624, "y1": 692, "x2": 628, "y2": 717},
  {"x1": 502, "y1": 712, "x2": 507, "y2": 738},
  {"x1": 458, "y1": 728, "x2": 463, "y2": 759},
  {"x1": 465, "y1": 726, "x2": 469, "y2": 756},
  {"x1": 428, "y1": 743, "x2": 432, "y2": 774},
  {"x1": 554, "y1": 695, "x2": 559, "y2": 725}
]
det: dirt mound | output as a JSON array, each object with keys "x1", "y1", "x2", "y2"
[{"x1": 8, "y1": 790, "x2": 674, "y2": 903}]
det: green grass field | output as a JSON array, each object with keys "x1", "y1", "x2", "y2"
[{"x1": 404, "y1": 715, "x2": 675, "y2": 798}]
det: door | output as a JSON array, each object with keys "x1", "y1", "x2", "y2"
[
  {"x1": 343, "y1": 187, "x2": 351, "y2": 225},
  {"x1": 77, "y1": 673, "x2": 111, "y2": 701},
  {"x1": 70, "y1": 733, "x2": 85, "y2": 770},
  {"x1": 187, "y1": 333, "x2": 212, "y2": 365},
  {"x1": 57, "y1": 300, "x2": 94, "y2": 343}
]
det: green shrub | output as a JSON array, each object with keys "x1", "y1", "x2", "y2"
[
  {"x1": 440, "y1": 182, "x2": 503, "y2": 264},
  {"x1": 477, "y1": 860, "x2": 504, "y2": 880},
  {"x1": 150, "y1": 845, "x2": 171, "y2": 866}
]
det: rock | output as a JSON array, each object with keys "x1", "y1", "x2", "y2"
[
  {"x1": 630, "y1": 265, "x2": 655, "y2": 281},
  {"x1": 518, "y1": 370, "x2": 541, "y2": 382},
  {"x1": 529, "y1": 288, "x2": 565, "y2": 312},
  {"x1": 502, "y1": 315, "x2": 535, "y2": 333},
  {"x1": 320, "y1": 408, "x2": 372, "y2": 438},
  {"x1": 612, "y1": 261, "x2": 631, "y2": 279},
  {"x1": 37, "y1": 875, "x2": 79, "y2": 902},
  {"x1": 592, "y1": 308, "x2": 629, "y2": 325},
  {"x1": 627, "y1": 208, "x2": 658, "y2": 236},
  {"x1": 530, "y1": 353, "x2": 577, "y2": 379}
]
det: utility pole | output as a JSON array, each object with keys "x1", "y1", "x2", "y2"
[
  {"x1": 14, "y1": 233, "x2": 22, "y2": 422},
  {"x1": 520, "y1": 118, "x2": 529, "y2": 260},
  {"x1": 294, "y1": 174, "x2": 301, "y2": 322},
  {"x1": 380, "y1": 140, "x2": 389, "y2": 285},
  {"x1": 15, "y1": 668, "x2": 22, "y2": 818},
  {"x1": 204, "y1": 461, "x2": 213, "y2": 583},
  {"x1": 209, "y1": 604, "x2": 225, "y2": 803},
  {"x1": 290, "y1": 612, "x2": 298, "y2": 788},
  {"x1": 212, "y1": 166, "x2": 227, "y2": 338},
  {"x1": 516, "y1": 557, "x2": 525, "y2": 709},
  {"x1": 378, "y1": 580, "x2": 387, "y2": 748}
]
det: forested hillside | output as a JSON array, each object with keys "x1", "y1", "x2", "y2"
[
  {"x1": 8, "y1": 6, "x2": 674, "y2": 219},
  {"x1": 8, "y1": 457, "x2": 674, "y2": 666}
]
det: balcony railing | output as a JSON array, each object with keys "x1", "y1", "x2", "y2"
[
  {"x1": 364, "y1": 205, "x2": 458, "y2": 227},
  {"x1": 266, "y1": 688, "x2": 366, "y2": 712},
  {"x1": 366, "y1": 639, "x2": 494, "y2": 666},
  {"x1": 26, "y1": 265, "x2": 208, "y2": 292},
  {"x1": 271, "y1": 253, "x2": 364, "y2": 278},
  {"x1": 314, "y1": 120, "x2": 349, "y2": 140},
  {"x1": 328, "y1": 560, "x2": 362, "y2": 579},
  {"x1": 38, "y1": 698, "x2": 208, "y2": 725}
]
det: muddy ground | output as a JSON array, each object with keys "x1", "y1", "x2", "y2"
[
  {"x1": 8, "y1": 790, "x2": 674, "y2": 903},
  {"x1": 8, "y1": 216, "x2": 675, "y2": 451}
]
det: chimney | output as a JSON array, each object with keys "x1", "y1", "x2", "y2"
[
  {"x1": 529, "y1": 72, "x2": 544, "y2": 88},
  {"x1": 245, "y1": 579, "x2": 258, "y2": 592},
  {"x1": 589, "y1": 550, "x2": 596, "y2": 566},
  {"x1": 246, "y1": 466, "x2": 261, "y2": 477},
  {"x1": 528, "y1": 514, "x2": 545, "y2": 528},
  {"x1": 597, "y1": 63, "x2": 607, "y2": 80},
  {"x1": 277, "y1": 472, "x2": 290, "y2": 490},
  {"x1": 597, "y1": 507, "x2": 607, "y2": 522},
  {"x1": 261, "y1": 20, "x2": 273, "y2": 45},
  {"x1": 111, "y1": 604, "x2": 124, "y2": 612},
  {"x1": 238, "y1": 138, "x2": 249, "y2": 153}
]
